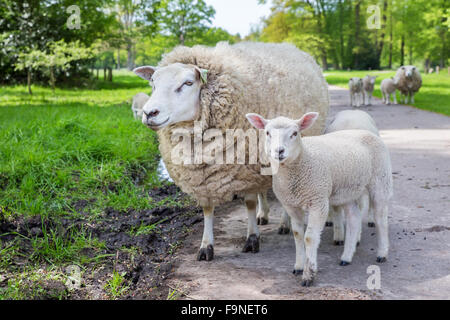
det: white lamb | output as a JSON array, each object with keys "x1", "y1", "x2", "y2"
[
  {"x1": 380, "y1": 78, "x2": 399, "y2": 105},
  {"x1": 348, "y1": 77, "x2": 365, "y2": 107},
  {"x1": 247, "y1": 112, "x2": 393, "y2": 286},
  {"x1": 131, "y1": 92, "x2": 150, "y2": 120},
  {"x1": 362, "y1": 75, "x2": 377, "y2": 106}
]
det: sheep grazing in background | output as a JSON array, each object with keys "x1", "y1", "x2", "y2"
[
  {"x1": 131, "y1": 92, "x2": 150, "y2": 120},
  {"x1": 133, "y1": 42, "x2": 329, "y2": 261},
  {"x1": 395, "y1": 66, "x2": 422, "y2": 104},
  {"x1": 362, "y1": 75, "x2": 377, "y2": 106},
  {"x1": 381, "y1": 78, "x2": 399, "y2": 105},
  {"x1": 325, "y1": 110, "x2": 380, "y2": 245},
  {"x1": 348, "y1": 77, "x2": 364, "y2": 107},
  {"x1": 247, "y1": 112, "x2": 393, "y2": 287}
]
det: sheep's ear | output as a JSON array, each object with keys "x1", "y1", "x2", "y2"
[
  {"x1": 297, "y1": 112, "x2": 319, "y2": 132},
  {"x1": 246, "y1": 113, "x2": 267, "y2": 130},
  {"x1": 194, "y1": 67, "x2": 208, "y2": 84},
  {"x1": 133, "y1": 66, "x2": 157, "y2": 81}
]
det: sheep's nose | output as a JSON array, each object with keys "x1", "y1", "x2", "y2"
[
  {"x1": 277, "y1": 147, "x2": 285, "y2": 157},
  {"x1": 144, "y1": 109, "x2": 160, "y2": 118}
]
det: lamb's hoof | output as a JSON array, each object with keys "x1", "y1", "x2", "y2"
[
  {"x1": 197, "y1": 245, "x2": 214, "y2": 261},
  {"x1": 301, "y1": 279, "x2": 314, "y2": 287},
  {"x1": 325, "y1": 221, "x2": 333, "y2": 227},
  {"x1": 257, "y1": 217, "x2": 268, "y2": 225},
  {"x1": 293, "y1": 269, "x2": 303, "y2": 276},
  {"x1": 376, "y1": 256, "x2": 387, "y2": 263},
  {"x1": 357, "y1": 241, "x2": 360, "y2": 247},
  {"x1": 334, "y1": 240, "x2": 344, "y2": 246},
  {"x1": 340, "y1": 260, "x2": 351, "y2": 266},
  {"x1": 368, "y1": 222, "x2": 376, "y2": 228},
  {"x1": 242, "y1": 234, "x2": 260, "y2": 253},
  {"x1": 278, "y1": 226, "x2": 290, "y2": 235}
]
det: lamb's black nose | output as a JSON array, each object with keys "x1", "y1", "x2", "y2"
[{"x1": 277, "y1": 147, "x2": 285, "y2": 158}]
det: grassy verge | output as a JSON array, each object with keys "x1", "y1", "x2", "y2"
[
  {"x1": 324, "y1": 70, "x2": 450, "y2": 116},
  {"x1": 0, "y1": 71, "x2": 199, "y2": 300}
]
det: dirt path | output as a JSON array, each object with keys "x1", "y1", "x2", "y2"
[{"x1": 168, "y1": 85, "x2": 450, "y2": 300}]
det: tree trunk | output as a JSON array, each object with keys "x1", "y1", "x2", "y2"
[
  {"x1": 354, "y1": 1, "x2": 361, "y2": 69},
  {"x1": 117, "y1": 49, "x2": 121, "y2": 70},
  {"x1": 376, "y1": 0, "x2": 388, "y2": 68},
  {"x1": 49, "y1": 67, "x2": 56, "y2": 92},
  {"x1": 338, "y1": 0, "x2": 344, "y2": 69},
  {"x1": 27, "y1": 69, "x2": 32, "y2": 95},
  {"x1": 107, "y1": 67, "x2": 113, "y2": 82},
  {"x1": 126, "y1": 42, "x2": 135, "y2": 70},
  {"x1": 96, "y1": 68, "x2": 99, "y2": 79},
  {"x1": 400, "y1": 35, "x2": 405, "y2": 66},
  {"x1": 388, "y1": 10, "x2": 393, "y2": 69},
  {"x1": 424, "y1": 58, "x2": 430, "y2": 73},
  {"x1": 104, "y1": 67, "x2": 107, "y2": 81}
]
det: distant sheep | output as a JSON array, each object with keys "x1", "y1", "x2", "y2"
[
  {"x1": 362, "y1": 75, "x2": 377, "y2": 106},
  {"x1": 395, "y1": 66, "x2": 422, "y2": 104},
  {"x1": 348, "y1": 77, "x2": 364, "y2": 107},
  {"x1": 131, "y1": 92, "x2": 150, "y2": 120},
  {"x1": 380, "y1": 78, "x2": 398, "y2": 105}
]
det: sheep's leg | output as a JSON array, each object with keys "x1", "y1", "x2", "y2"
[
  {"x1": 381, "y1": 91, "x2": 386, "y2": 104},
  {"x1": 278, "y1": 209, "x2": 291, "y2": 234},
  {"x1": 242, "y1": 193, "x2": 260, "y2": 253},
  {"x1": 357, "y1": 191, "x2": 370, "y2": 243},
  {"x1": 393, "y1": 91, "x2": 398, "y2": 105},
  {"x1": 289, "y1": 210, "x2": 306, "y2": 275},
  {"x1": 410, "y1": 92, "x2": 415, "y2": 104},
  {"x1": 301, "y1": 202, "x2": 329, "y2": 287},
  {"x1": 373, "y1": 201, "x2": 389, "y2": 263},
  {"x1": 331, "y1": 206, "x2": 345, "y2": 246},
  {"x1": 340, "y1": 202, "x2": 363, "y2": 265},
  {"x1": 325, "y1": 212, "x2": 333, "y2": 227},
  {"x1": 362, "y1": 91, "x2": 366, "y2": 106},
  {"x1": 197, "y1": 206, "x2": 215, "y2": 261},
  {"x1": 256, "y1": 192, "x2": 270, "y2": 225},
  {"x1": 369, "y1": 92, "x2": 373, "y2": 106}
]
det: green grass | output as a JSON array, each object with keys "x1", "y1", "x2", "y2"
[
  {"x1": 324, "y1": 70, "x2": 450, "y2": 116},
  {"x1": 0, "y1": 71, "x2": 162, "y2": 218}
]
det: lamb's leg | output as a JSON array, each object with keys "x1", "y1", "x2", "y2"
[
  {"x1": 242, "y1": 193, "x2": 260, "y2": 253},
  {"x1": 340, "y1": 202, "x2": 363, "y2": 265},
  {"x1": 369, "y1": 92, "x2": 373, "y2": 106},
  {"x1": 410, "y1": 92, "x2": 415, "y2": 104},
  {"x1": 197, "y1": 206, "x2": 215, "y2": 261},
  {"x1": 350, "y1": 92, "x2": 353, "y2": 107},
  {"x1": 256, "y1": 192, "x2": 270, "y2": 225},
  {"x1": 373, "y1": 201, "x2": 389, "y2": 263},
  {"x1": 393, "y1": 91, "x2": 398, "y2": 105},
  {"x1": 278, "y1": 209, "x2": 291, "y2": 234},
  {"x1": 301, "y1": 202, "x2": 329, "y2": 287},
  {"x1": 290, "y1": 211, "x2": 306, "y2": 275},
  {"x1": 331, "y1": 206, "x2": 345, "y2": 246},
  {"x1": 381, "y1": 91, "x2": 386, "y2": 104}
]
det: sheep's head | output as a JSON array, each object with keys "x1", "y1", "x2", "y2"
[
  {"x1": 133, "y1": 63, "x2": 208, "y2": 130},
  {"x1": 246, "y1": 112, "x2": 319, "y2": 166},
  {"x1": 349, "y1": 77, "x2": 363, "y2": 90},
  {"x1": 367, "y1": 75, "x2": 377, "y2": 85},
  {"x1": 400, "y1": 66, "x2": 417, "y2": 79}
]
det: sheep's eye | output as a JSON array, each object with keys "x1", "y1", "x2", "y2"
[
  {"x1": 184, "y1": 81, "x2": 194, "y2": 86},
  {"x1": 266, "y1": 131, "x2": 270, "y2": 137},
  {"x1": 291, "y1": 131, "x2": 298, "y2": 138}
]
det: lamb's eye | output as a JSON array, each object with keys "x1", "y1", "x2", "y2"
[
  {"x1": 291, "y1": 131, "x2": 298, "y2": 138},
  {"x1": 266, "y1": 131, "x2": 270, "y2": 137},
  {"x1": 184, "y1": 81, "x2": 194, "y2": 86}
]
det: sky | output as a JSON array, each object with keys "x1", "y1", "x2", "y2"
[{"x1": 204, "y1": 0, "x2": 272, "y2": 37}]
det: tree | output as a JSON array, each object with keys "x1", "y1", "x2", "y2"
[{"x1": 160, "y1": 0, "x2": 215, "y2": 45}]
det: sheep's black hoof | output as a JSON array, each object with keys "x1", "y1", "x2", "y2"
[
  {"x1": 257, "y1": 217, "x2": 268, "y2": 225},
  {"x1": 301, "y1": 279, "x2": 314, "y2": 287},
  {"x1": 197, "y1": 245, "x2": 214, "y2": 261},
  {"x1": 357, "y1": 241, "x2": 360, "y2": 247},
  {"x1": 334, "y1": 240, "x2": 344, "y2": 246},
  {"x1": 278, "y1": 226, "x2": 290, "y2": 235},
  {"x1": 340, "y1": 260, "x2": 351, "y2": 266},
  {"x1": 242, "y1": 234, "x2": 260, "y2": 253},
  {"x1": 376, "y1": 256, "x2": 387, "y2": 263},
  {"x1": 293, "y1": 269, "x2": 303, "y2": 276},
  {"x1": 325, "y1": 221, "x2": 333, "y2": 227},
  {"x1": 368, "y1": 222, "x2": 376, "y2": 228}
]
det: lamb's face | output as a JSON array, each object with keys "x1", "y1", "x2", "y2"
[
  {"x1": 133, "y1": 63, "x2": 207, "y2": 130},
  {"x1": 246, "y1": 112, "x2": 319, "y2": 166}
]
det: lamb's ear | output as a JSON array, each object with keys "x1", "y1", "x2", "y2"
[
  {"x1": 246, "y1": 113, "x2": 267, "y2": 130},
  {"x1": 133, "y1": 66, "x2": 157, "y2": 81},
  {"x1": 297, "y1": 112, "x2": 319, "y2": 132},
  {"x1": 194, "y1": 67, "x2": 208, "y2": 84}
]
